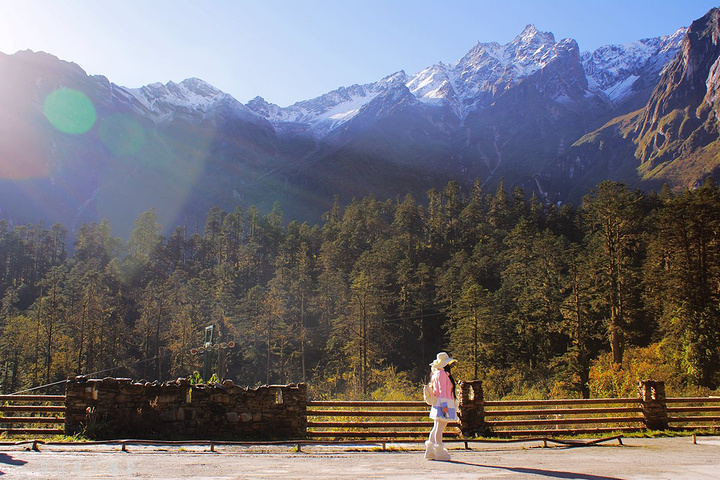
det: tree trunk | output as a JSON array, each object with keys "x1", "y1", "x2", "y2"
[{"x1": 610, "y1": 323, "x2": 624, "y2": 365}]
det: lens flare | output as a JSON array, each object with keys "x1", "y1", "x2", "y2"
[
  {"x1": 43, "y1": 88, "x2": 97, "y2": 134},
  {"x1": 98, "y1": 113, "x2": 146, "y2": 156}
]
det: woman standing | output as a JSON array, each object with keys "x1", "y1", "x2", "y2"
[{"x1": 425, "y1": 352, "x2": 457, "y2": 461}]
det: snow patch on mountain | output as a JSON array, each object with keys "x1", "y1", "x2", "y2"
[
  {"x1": 407, "y1": 25, "x2": 570, "y2": 115},
  {"x1": 582, "y1": 28, "x2": 686, "y2": 102},
  {"x1": 130, "y1": 78, "x2": 224, "y2": 112},
  {"x1": 248, "y1": 71, "x2": 408, "y2": 136},
  {"x1": 407, "y1": 64, "x2": 454, "y2": 102},
  {"x1": 128, "y1": 77, "x2": 261, "y2": 124}
]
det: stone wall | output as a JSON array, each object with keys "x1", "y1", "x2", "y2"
[
  {"x1": 65, "y1": 377, "x2": 307, "y2": 440},
  {"x1": 457, "y1": 380, "x2": 488, "y2": 437},
  {"x1": 638, "y1": 379, "x2": 669, "y2": 430}
]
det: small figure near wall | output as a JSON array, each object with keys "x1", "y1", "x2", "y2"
[{"x1": 425, "y1": 352, "x2": 458, "y2": 461}]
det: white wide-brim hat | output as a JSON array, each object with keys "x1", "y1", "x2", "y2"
[{"x1": 430, "y1": 352, "x2": 457, "y2": 370}]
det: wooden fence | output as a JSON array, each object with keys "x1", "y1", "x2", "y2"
[
  {"x1": 483, "y1": 397, "x2": 645, "y2": 436},
  {"x1": 307, "y1": 395, "x2": 720, "y2": 440},
  {"x1": 306, "y1": 400, "x2": 460, "y2": 440},
  {"x1": 1, "y1": 385, "x2": 718, "y2": 439},
  {"x1": 305, "y1": 398, "x2": 646, "y2": 439},
  {"x1": 0, "y1": 395, "x2": 66, "y2": 435},
  {"x1": 666, "y1": 396, "x2": 720, "y2": 431}
]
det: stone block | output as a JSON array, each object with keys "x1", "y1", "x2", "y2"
[
  {"x1": 210, "y1": 394, "x2": 231, "y2": 404},
  {"x1": 157, "y1": 395, "x2": 177, "y2": 404},
  {"x1": 158, "y1": 410, "x2": 177, "y2": 422}
]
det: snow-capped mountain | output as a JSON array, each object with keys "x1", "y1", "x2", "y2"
[
  {"x1": 126, "y1": 77, "x2": 267, "y2": 125},
  {"x1": 246, "y1": 71, "x2": 409, "y2": 136},
  {"x1": 420, "y1": 26, "x2": 579, "y2": 113},
  {"x1": 247, "y1": 25, "x2": 684, "y2": 139},
  {"x1": 582, "y1": 28, "x2": 686, "y2": 104}
]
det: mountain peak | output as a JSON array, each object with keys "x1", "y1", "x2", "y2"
[
  {"x1": 126, "y1": 76, "x2": 238, "y2": 121},
  {"x1": 581, "y1": 27, "x2": 686, "y2": 103},
  {"x1": 6, "y1": 49, "x2": 88, "y2": 78},
  {"x1": 180, "y1": 77, "x2": 217, "y2": 90},
  {"x1": 246, "y1": 95, "x2": 280, "y2": 117},
  {"x1": 378, "y1": 70, "x2": 409, "y2": 87},
  {"x1": 514, "y1": 24, "x2": 556, "y2": 47},
  {"x1": 248, "y1": 95, "x2": 269, "y2": 106}
]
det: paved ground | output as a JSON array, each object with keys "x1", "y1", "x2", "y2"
[{"x1": 0, "y1": 436, "x2": 719, "y2": 479}]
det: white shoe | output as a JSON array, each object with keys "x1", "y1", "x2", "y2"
[
  {"x1": 424, "y1": 441, "x2": 436, "y2": 460},
  {"x1": 434, "y1": 443, "x2": 451, "y2": 461}
]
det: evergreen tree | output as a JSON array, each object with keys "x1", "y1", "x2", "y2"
[
  {"x1": 447, "y1": 281, "x2": 495, "y2": 379},
  {"x1": 645, "y1": 181, "x2": 720, "y2": 387},
  {"x1": 581, "y1": 182, "x2": 645, "y2": 365}
]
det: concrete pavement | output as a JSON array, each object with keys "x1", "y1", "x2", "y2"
[{"x1": 1, "y1": 436, "x2": 718, "y2": 479}]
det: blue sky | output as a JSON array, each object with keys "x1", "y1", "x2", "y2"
[{"x1": 1, "y1": 1, "x2": 718, "y2": 107}]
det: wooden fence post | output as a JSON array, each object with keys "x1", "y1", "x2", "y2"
[
  {"x1": 457, "y1": 380, "x2": 488, "y2": 437},
  {"x1": 638, "y1": 380, "x2": 668, "y2": 431},
  {"x1": 297, "y1": 382, "x2": 308, "y2": 438}
]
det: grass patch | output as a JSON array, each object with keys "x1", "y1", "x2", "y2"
[{"x1": 0, "y1": 433, "x2": 89, "y2": 443}]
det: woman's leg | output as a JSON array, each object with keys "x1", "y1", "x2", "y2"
[
  {"x1": 429, "y1": 420, "x2": 441, "y2": 444},
  {"x1": 433, "y1": 420, "x2": 451, "y2": 460},
  {"x1": 435, "y1": 420, "x2": 447, "y2": 444},
  {"x1": 425, "y1": 420, "x2": 440, "y2": 459},
  {"x1": 429, "y1": 420, "x2": 448, "y2": 444}
]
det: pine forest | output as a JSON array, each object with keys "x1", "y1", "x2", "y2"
[{"x1": 1, "y1": 179, "x2": 719, "y2": 400}]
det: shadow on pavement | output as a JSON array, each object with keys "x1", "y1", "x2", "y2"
[
  {"x1": 447, "y1": 460, "x2": 623, "y2": 480},
  {"x1": 0, "y1": 452, "x2": 27, "y2": 476}
]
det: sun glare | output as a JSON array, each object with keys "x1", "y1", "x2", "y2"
[{"x1": 43, "y1": 88, "x2": 97, "y2": 134}]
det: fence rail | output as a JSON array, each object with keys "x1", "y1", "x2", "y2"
[
  {"x1": 484, "y1": 406, "x2": 642, "y2": 416},
  {"x1": 665, "y1": 397, "x2": 720, "y2": 404},
  {"x1": 482, "y1": 397, "x2": 638, "y2": 407},
  {"x1": 308, "y1": 393, "x2": 720, "y2": 440},
  {"x1": 0, "y1": 395, "x2": 66, "y2": 436},
  {"x1": 666, "y1": 396, "x2": 720, "y2": 431},
  {"x1": 481, "y1": 397, "x2": 645, "y2": 437},
  {"x1": 0, "y1": 395, "x2": 66, "y2": 402},
  {"x1": 306, "y1": 400, "x2": 460, "y2": 440}
]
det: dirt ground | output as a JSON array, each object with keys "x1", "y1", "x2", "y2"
[{"x1": 0, "y1": 436, "x2": 718, "y2": 479}]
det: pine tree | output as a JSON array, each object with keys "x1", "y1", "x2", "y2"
[{"x1": 581, "y1": 182, "x2": 645, "y2": 366}]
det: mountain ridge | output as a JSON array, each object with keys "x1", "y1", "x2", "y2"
[
  {"x1": 0, "y1": 16, "x2": 713, "y2": 241},
  {"x1": 247, "y1": 25, "x2": 685, "y2": 135}
]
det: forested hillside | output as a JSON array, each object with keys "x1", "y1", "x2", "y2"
[{"x1": 1, "y1": 179, "x2": 719, "y2": 399}]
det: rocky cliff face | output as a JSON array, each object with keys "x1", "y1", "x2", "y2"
[
  {"x1": 638, "y1": 10, "x2": 720, "y2": 136},
  {"x1": 635, "y1": 8, "x2": 720, "y2": 178},
  {"x1": 558, "y1": 7, "x2": 720, "y2": 197}
]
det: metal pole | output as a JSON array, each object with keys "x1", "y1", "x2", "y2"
[{"x1": 203, "y1": 326, "x2": 214, "y2": 381}]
